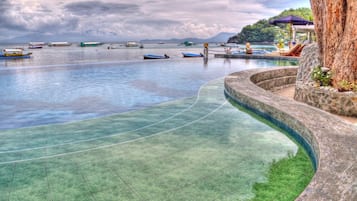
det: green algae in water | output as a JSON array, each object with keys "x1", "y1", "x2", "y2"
[
  {"x1": 0, "y1": 79, "x2": 311, "y2": 201},
  {"x1": 226, "y1": 95, "x2": 314, "y2": 201},
  {"x1": 251, "y1": 148, "x2": 314, "y2": 201}
]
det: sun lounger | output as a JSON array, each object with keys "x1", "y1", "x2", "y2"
[{"x1": 280, "y1": 44, "x2": 304, "y2": 56}]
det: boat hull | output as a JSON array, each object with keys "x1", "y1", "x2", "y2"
[
  {"x1": 0, "y1": 53, "x2": 32, "y2": 59},
  {"x1": 182, "y1": 52, "x2": 203, "y2": 57},
  {"x1": 143, "y1": 54, "x2": 169, "y2": 59}
]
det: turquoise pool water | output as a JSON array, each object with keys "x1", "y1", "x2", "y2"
[
  {"x1": 0, "y1": 78, "x2": 298, "y2": 201},
  {"x1": 0, "y1": 50, "x2": 304, "y2": 200}
]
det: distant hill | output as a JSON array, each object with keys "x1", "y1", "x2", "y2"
[{"x1": 228, "y1": 7, "x2": 313, "y2": 44}]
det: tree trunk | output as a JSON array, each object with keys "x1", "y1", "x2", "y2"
[{"x1": 310, "y1": 0, "x2": 357, "y2": 86}]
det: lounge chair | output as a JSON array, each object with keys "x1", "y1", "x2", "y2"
[
  {"x1": 280, "y1": 44, "x2": 303, "y2": 56},
  {"x1": 292, "y1": 44, "x2": 305, "y2": 57}
]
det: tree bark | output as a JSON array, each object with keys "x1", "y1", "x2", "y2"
[{"x1": 310, "y1": 0, "x2": 357, "y2": 86}]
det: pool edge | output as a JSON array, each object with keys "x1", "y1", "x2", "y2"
[{"x1": 224, "y1": 66, "x2": 357, "y2": 200}]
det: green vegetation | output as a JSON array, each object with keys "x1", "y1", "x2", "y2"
[
  {"x1": 228, "y1": 8, "x2": 313, "y2": 44},
  {"x1": 312, "y1": 66, "x2": 332, "y2": 86},
  {"x1": 228, "y1": 99, "x2": 314, "y2": 201},
  {"x1": 337, "y1": 80, "x2": 357, "y2": 92},
  {"x1": 251, "y1": 148, "x2": 314, "y2": 201}
]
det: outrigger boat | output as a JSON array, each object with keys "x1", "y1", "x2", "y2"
[
  {"x1": 0, "y1": 49, "x2": 32, "y2": 59},
  {"x1": 80, "y1": 42, "x2": 103, "y2": 47},
  {"x1": 143, "y1": 54, "x2": 170, "y2": 59},
  {"x1": 182, "y1": 52, "x2": 204, "y2": 58},
  {"x1": 48, "y1": 42, "x2": 72, "y2": 47},
  {"x1": 29, "y1": 42, "x2": 45, "y2": 49}
]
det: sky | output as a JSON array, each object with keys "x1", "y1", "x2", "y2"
[{"x1": 0, "y1": 0, "x2": 311, "y2": 42}]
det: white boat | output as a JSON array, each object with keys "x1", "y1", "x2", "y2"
[
  {"x1": 29, "y1": 42, "x2": 45, "y2": 49},
  {"x1": 29, "y1": 42, "x2": 45, "y2": 46},
  {"x1": 48, "y1": 42, "x2": 72, "y2": 47},
  {"x1": 125, "y1": 41, "x2": 143, "y2": 48}
]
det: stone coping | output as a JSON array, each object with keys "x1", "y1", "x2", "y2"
[{"x1": 224, "y1": 66, "x2": 357, "y2": 200}]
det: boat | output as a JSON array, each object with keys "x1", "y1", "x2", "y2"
[
  {"x1": 125, "y1": 41, "x2": 139, "y2": 47},
  {"x1": 29, "y1": 42, "x2": 45, "y2": 49},
  {"x1": 28, "y1": 45, "x2": 43, "y2": 49},
  {"x1": 182, "y1": 52, "x2": 204, "y2": 58},
  {"x1": 143, "y1": 54, "x2": 170, "y2": 59},
  {"x1": 48, "y1": 42, "x2": 72, "y2": 47},
  {"x1": 0, "y1": 48, "x2": 32, "y2": 59},
  {"x1": 125, "y1": 41, "x2": 144, "y2": 48},
  {"x1": 183, "y1": 41, "x2": 194, "y2": 46},
  {"x1": 80, "y1": 42, "x2": 103, "y2": 47}
]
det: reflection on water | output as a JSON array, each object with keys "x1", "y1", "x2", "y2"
[{"x1": 0, "y1": 56, "x2": 296, "y2": 130}]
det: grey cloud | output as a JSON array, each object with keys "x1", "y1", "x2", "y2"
[
  {"x1": 64, "y1": 1, "x2": 140, "y2": 16},
  {"x1": 36, "y1": 18, "x2": 80, "y2": 33},
  {"x1": 126, "y1": 19, "x2": 182, "y2": 27},
  {"x1": 254, "y1": 0, "x2": 310, "y2": 9},
  {"x1": 0, "y1": 1, "x2": 27, "y2": 31}
]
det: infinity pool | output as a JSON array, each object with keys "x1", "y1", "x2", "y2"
[
  {"x1": 0, "y1": 58, "x2": 309, "y2": 200},
  {"x1": 0, "y1": 58, "x2": 296, "y2": 130}
]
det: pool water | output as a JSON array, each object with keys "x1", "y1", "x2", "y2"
[
  {"x1": 0, "y1": 58, "x2": 297, "y2": 130},
  {"x1": 0, "y1": 78, "x2": 299, "y2": 201}
]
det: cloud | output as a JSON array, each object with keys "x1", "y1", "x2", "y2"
[
  {"x1": 0, "y1": 0, "x2": 311, "y2": 42},
  {"x1": 0, "y1": 0, "x2": 28, "y2": 32},
  {"x1": 126, "y1": 19, "x2": 181, "y2": 27},
  {"x1": 234, "y1": 0, "x2": 311, "y2": 10},
  {"x1": 64, "y1": 1, "x2": 140, "y2": 16}
]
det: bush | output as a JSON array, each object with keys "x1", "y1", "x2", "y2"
[
  {"x1": 337, "y1": 80, "x2": 357, "y2": 92},
  {"x1": 311, "y1": 66, "x2": 332, "y2": 86}
]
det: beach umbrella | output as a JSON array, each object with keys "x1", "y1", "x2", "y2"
[
  {"x1": 269, "y1": 15, "x2": 313, "y2": 26},
  {"x1": 270, "y1": 15, "x2": 313, "y2": 44}
]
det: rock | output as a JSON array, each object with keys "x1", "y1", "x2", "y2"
[
  {"x1": 296, "y1": 43, "x2": 321, "y2": 84},
  {"x1": 321, "y1": 67, "x2": 330, "y2": 73}
]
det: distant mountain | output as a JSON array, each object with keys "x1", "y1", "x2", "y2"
[
  {"x1": 141, "y1": 32, "x2": 236, "y2": 44},
  {"x1": 0, "y1": 31, "x2": 126, "y2": 44},
  {"x1": 205, "y1": 32, "x2": 236, "y2": 43},
  {"x1": 0, "y1": 31, "x2": 235, "y2": 44}
]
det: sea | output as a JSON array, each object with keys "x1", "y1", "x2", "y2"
[{"x1": 0, "y1": 42, "x2": 276, "y2": 68}]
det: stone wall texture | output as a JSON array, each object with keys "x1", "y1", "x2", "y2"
[
  {"x1": 295, "y1": 43, "x2": 357, "y2": 117},
  {"x1": 296, "y1": 43, "x2": 321, "y2": 84}
]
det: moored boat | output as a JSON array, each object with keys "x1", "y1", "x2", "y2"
[
  {"x1": 182, "y1": 52, "x2": 204, "y2": 58},
  {"x1": 0, "y1": 48, "x2": 32, "y2": 59},
  {"x1": 29, "y1": 42, "x2": 45, "y2": 49},
  {"x1": 183, "y1": 41, "x2": 194, "y2": 46},
  {"x1": 80, "y1": 42, "x2": 103, "y2": 47},
  {"x1": 48, "y1": 42, "x2": 72, "y2": 47},
  {"x1": 143, "y1": 54, "x2": 170, "y2": 59},
  {"x1": 125, "y1": 41, "x2": 144, "y2": 48},
  {"x1": 125, "y1": 41, "x2": 139, "y2": 47}
]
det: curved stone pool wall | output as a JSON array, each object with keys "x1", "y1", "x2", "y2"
[{"x1": 224, "y1": 66, "x2": 357, "y2": 200}]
